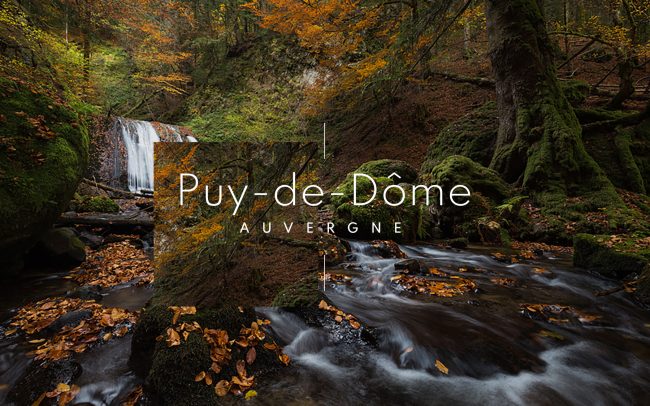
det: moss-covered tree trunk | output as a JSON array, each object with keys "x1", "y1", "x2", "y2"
[{"x1": 486, "y1": 0, "x2": 622, "y2": 211}]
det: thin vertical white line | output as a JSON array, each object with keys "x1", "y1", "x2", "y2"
[
  {"x1": 322, "y1": 254, "x2": 326, "y2": 291},
  {"x1": 323, "y1": 122, "x2": 326, "y2": 160}
]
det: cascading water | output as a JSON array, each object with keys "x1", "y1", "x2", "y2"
[
  {"x1": 113, "y1": 118, "x2": 196, "y2": 192},
  {"x1": 255, "y1": 240, "x2": 650, "y2": 405}
]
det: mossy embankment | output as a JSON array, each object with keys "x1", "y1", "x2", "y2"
[{"x1": 0, "y1": 77, "x2": 89, "y2": 271}]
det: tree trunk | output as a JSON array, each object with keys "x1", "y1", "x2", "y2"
[
  {"x1": 486, "y1": 0, "x2": 621, "y2": 211},
  {"x1": 608, "y1": 58, "x2": 634, "y2": 109}
]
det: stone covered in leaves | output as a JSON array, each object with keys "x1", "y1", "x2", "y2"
[{"x1": 140, "y1": 305, "x2": 290, "y2": 405}]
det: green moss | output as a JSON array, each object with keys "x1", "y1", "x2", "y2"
[
  {"x1": 147, "y1": 334, "x2": 215, "y2": 406},
  {"x1": 423, "y1": 155, "x2": 512, "y2": 203},
  {"x1": 330, "y1": 161, "x2": 422, "y2": 241},
  {"x1": 573, "y1": 233, "x2": 648, "y2": 278},
  {"x1": 0, "y1": 78, "x2": 89, "y2": 269},
  {"x1": 559, "y1": 80, "x2": 589, "y2": 107},
  {"x1": 632, "y1": 119, "x2": 650, "y2": 190},
  {"x1": 354, "y1": 159, "x2": 418, "y2": 183},
  {"x1": 271, "y1": 273, "x2": 322, "y2": 307},
  {"x1": 420, "y1": 102, "x2": 498, "y2": 172},
  {"x1": 75, "y1": 195, "x2": 120, "y2": 213},
  {"x1": 142, "y1": 305, "x2": 281, "y2": 405},
  {"x1": 583, "y1": 126, "x2": 646, "y2": 194}
]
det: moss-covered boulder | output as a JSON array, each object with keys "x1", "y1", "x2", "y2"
[
  {"x1": 573, "y1": 234, "x2": 648, "y2": 278},
  {"x1": 140, "y1": 306, "x2": 283, "y2": 405},
  {"x1": 421, "y1": 156, "x2": 514, "y2": 240},
  {"x1": 420, "y1": 102, "x2": 498, "y2": 172},
  {"x1": 28, "y1": 227, "x2": 86, "y2": 268},
  {"x1": 0, "y1": 78, "x2": 89, "y2": 271},
  {"x1": 330, "y1": 160, "x2": 423, "y2": 241},
  {"x1": 422, "y1": 155, "x2": 512, "y2": 203},
  {"x1": 271, "y1": 273, "x2": 323, "y2": 307},
  {"x1": 354, "y1": 159, "x2": 418, "y2": 183},
  {"x1": 74, "y1": 195, "x2": 120, "y2": 213}
]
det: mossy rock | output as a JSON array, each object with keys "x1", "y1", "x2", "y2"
[
  {"x1": 354, "y1": 159, "x2": 418, "y2": 183},
  {"x1": 0, "y1": 78, "x2": 89, "y2": 272},
  {"x1": 330, "y1": 161, "x2": 423, "y2": 241},
  {"x1": 420, "y1": 102, "x2": 498, "y2": 172},
  {"x1": 573, "y1": 234, "x2": 648, "y2": 278},
  {"x1": 422, "y1": 155, "x2": 512, "y2": 203},
  {"x1": 271, "y1": 273, "x2": 323, "y2": 307},
  {"x1": 28, "y1": 227, "x2": 86, "y2": 268},
  {"x1": 143, "y1": 305, "x2": 282, "y2": 405},
  {"x1": 75, "y1": 195, "x2": 120, "y2": 213},
  {"x1": 147, "y1": 334, "x2": 215, "y2": 405}
]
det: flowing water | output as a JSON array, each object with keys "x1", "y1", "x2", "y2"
[
  {"x1": 255, "y1": 241, "x2": 650, "y2": 405},
  {"x1": 114, "y1": 118, "x2": 196, "y2": 192},
  {"x1": 0, "y1": 273, "x2": 152, "y2": 405},
  {"x1": 1, "y1": 241, "x2": 649, "y2": 405}
]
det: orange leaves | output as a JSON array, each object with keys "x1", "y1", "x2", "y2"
[
  {"x1": 34, "y1": 383, "x2": 80, "y2": 406},
  {"x1": 246, "y1": 347, "x2": 257, "y2": 364},
  {"x1": 9, "y1": 298, "x2": 96, "y2": 335},
  {"x1": 70, "y1": 241, "x2": 153, "y2": 288},
  {"x1": 521, "y1": 303, "x2": 600, "y2": 325},
  {"x1": 169, "y1": 306, "x2": 197, "y2": 325},
  {"x1": 9, "y1": 297, "x2": 138, "y2": 361},
  {"x1": 165, "y1": 328, "x2": 181, "y2": 347},
  {"x1": 215, "y1": 380, "x2": 231, "y2": 397},
  {"x1": 318, "y1": 300, "x2": 362, "y2": 330},
  {"x1": 30, "y1": 305, "x2": 137, "y2": 361},
  {"x1": 435, "y1": 359, "x2": 449, "y2": 375},
  {"x1": 391, "y1": 273, "x2": 476, "y2": 297}
]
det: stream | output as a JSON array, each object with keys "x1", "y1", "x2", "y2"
[
  {"x1": 255, "y1": 241, "x2": 650, "y2": 405},
  {"x1": 0, "y1": 240, "x2": 649, "y2": 405},
  {"x1": 0, "y1": 267, "x2": 153, "y2": 405}
]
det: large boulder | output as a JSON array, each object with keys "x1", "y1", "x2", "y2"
[
  {"x1": 354, "y1": 159, "x2": 418, "y2": 183},
  {"x1": 28, "y1": 227, "x2": 86, "y2": 268},
  {"x1": 421, "y1": 156, "x2": 514, "y2": 240},
  {"x1": 420, "y1": 102, "x2": 498, "y2": 173},
  {"x1": 0, "y1": 78, "x2": 89, "y2": 272},
  {"x1": 422, "y1": 155, "x2": 512, "y2": 203},
  {"x1": 330, "y1": 160, "x2": 421, "y2": 241},
  {"x1": 573, "y1": 234, "x2": 648, "y2": 278}
]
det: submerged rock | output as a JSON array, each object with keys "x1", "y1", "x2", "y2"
[
  {"x1": 369, "y1": 240, "x2": 407, "y2": 259},
  {"x1": 7, "y1": 359, "x2": 82, "y2": 405},
  {"x1": 394, "y1": 259, "x2": 421, "y2": 274}
]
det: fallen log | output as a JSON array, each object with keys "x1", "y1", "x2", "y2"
[
  {"x1": 427, "y1": 70, "x2": 649, "y2": 100},
  {"x1": 57, "y1": 212, "x2": 154, "y2": 227},
  {"x1": 81, "y1": 179, "x2": 149, "y2": 198}
]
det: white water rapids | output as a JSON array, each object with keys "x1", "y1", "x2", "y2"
[{"x1": 116, "y1": 118, "x2": 196, "y2": 192}]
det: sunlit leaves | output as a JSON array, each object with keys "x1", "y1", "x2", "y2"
[
  {"x1": 390, "y1": 273, "x2": 476, "y2": 297},
  {"x1": 70, "y1": 241, "x2": 153, "y2": 288},
  {"x1": 169, "y1": 306, "x2": 197, "y2": 325},
  {"x1": 318, "y1": 300, "x2": 362, "y2": 329},
  {"x1": 521, "y1": 303, "x2": 600, "y2": 325},
  {"x1": 435, "y1": 359, "x2": 449, "y2": 375}
]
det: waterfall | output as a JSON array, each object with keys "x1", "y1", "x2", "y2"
[{"x1": 114, "y1": 118, "x2": 196, "y2": 192}]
